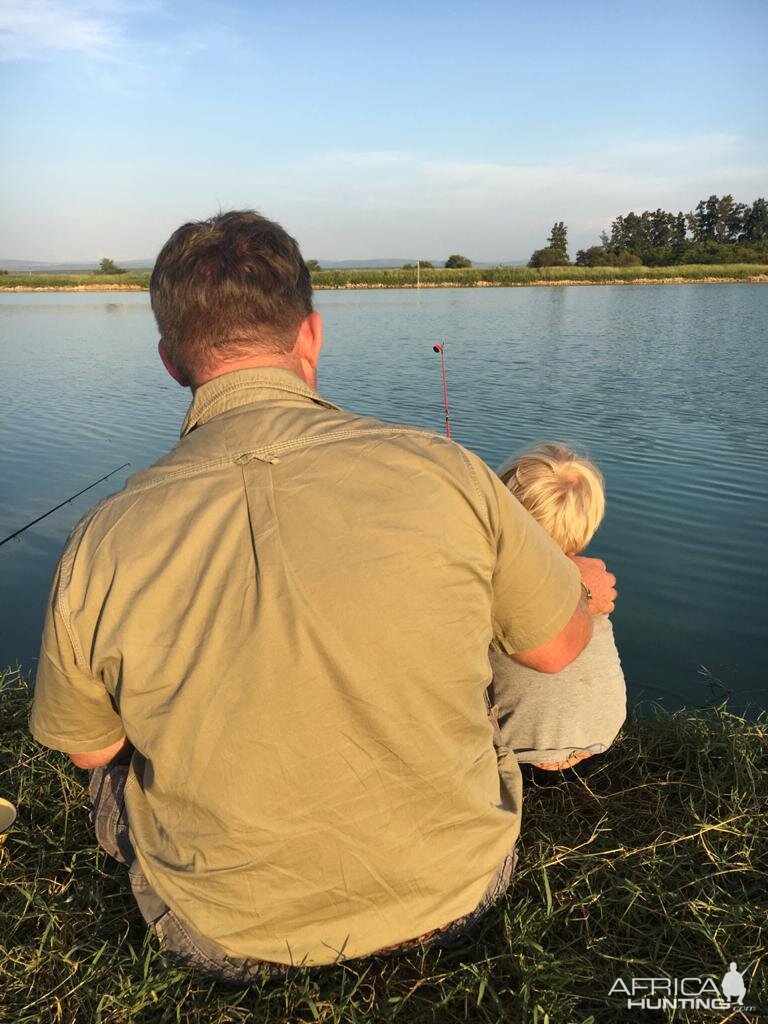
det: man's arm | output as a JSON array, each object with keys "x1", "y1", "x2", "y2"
[
  {"x1": 466, "y1": 444, "x2": 620, "y2": 673},
  {"x1": 30, "y1": 552, "x2": 127, "y2": 762},
  {"x1": 69, "y1": 736, "x2": 133, "y2": 770},
  {"x1": 510, "y1": 591, "x2": 592, "y2": 673},
  {"x1": 511, "y1": 555, "x2": 618, "y2": 673}
]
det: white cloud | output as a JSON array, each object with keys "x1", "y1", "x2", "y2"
[
  {"x1": 0, "y1": 0, "x2": 238, "y2": 95},
  {"x1": 316, "y1": 150, "x2": 408, "y2": 170},
  {"x1": 3, "y1": 128, "x2": 765, "y2": 261},
  {"x1": 286, "y1": 134, "x2": 768, "y2": 259},
  {"x1": 614, "y1": 133, "x2": 742, "y2": 159},
  {"x1": 0, "y1": 0, "x2": 122, "y2": 60}
]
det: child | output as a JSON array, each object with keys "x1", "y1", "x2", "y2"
[{"x1": 489, "y1": 442, "x2": 626, "y2": 771}]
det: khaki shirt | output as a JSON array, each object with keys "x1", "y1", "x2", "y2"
[{"x1": 31, "y1": 367, "x2": 579, "y2": 964}]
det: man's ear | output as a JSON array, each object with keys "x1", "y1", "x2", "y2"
[
  {"x1": 158, "y1": 340, "x2": 190, "y2": 387},
  {"x1": 294, "y1": 312, "x2": 323, "y2": 371}
]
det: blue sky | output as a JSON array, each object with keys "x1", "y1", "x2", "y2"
[{"x1": 2, "y1": 0, "x2": 767, "y2": 261}]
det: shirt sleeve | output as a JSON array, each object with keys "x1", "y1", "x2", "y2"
[
  {"x1": 467, "y1": 451, "x2": 582, "y2": 654},
  {"x1": 29, "y1": 557, "x2": 125, "y2": 754}
]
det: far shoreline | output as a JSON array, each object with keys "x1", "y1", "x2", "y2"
[{"x1": 3, "y1": 274, "x2": 767, "y2": 293}]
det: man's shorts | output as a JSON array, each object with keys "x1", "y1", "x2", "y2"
[{"x1": 88, "y1": 762, "x2": 516, "y2": 983}]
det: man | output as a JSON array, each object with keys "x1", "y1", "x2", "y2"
[{"x1": 30, "y1": 210, "x2": 616, "y2": 979}]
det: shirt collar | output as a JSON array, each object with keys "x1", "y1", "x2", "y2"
[{"x1": 180, "y1": 367, "x2": 342, "y2": 437}]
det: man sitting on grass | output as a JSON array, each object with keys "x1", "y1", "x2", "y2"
[{"x1": 30, "y1": 210, "x2": 616, "y2": 981}]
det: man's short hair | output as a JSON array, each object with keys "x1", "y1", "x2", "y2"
[
  {"x1": 150, "y1": 210, "x2": 313, "y2": 380},
  {"x1": 498, "y1": 442, "x2": 605, "y2": 555}
]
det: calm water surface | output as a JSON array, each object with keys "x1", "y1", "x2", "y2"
[{"x1": 1, "y1": 286, "x2": 766, "y2": 709}]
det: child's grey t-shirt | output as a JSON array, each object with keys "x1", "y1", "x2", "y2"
[{"x1": 489, "y1": 615, "x2": 627, "y2": 764}]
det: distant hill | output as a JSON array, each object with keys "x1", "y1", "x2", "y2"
[
  {"x1": 314, "y1": 258, "x2": 414, "y2": 269},
  {"x1": 0, "y1": 259, "x2": 154, "y2": 273},
  {"x1": 311, "y1": 258, "x2": 527, "y2": 269},
  {"x1": 0, "y1": 256, "x2": 528, "y2": 272}
]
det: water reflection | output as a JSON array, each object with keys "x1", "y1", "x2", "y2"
[{"x1": 1, "y1": 287, "x2": 766, "y2": 710}]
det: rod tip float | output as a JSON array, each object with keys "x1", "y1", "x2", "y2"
[{"x1": 432, "y1": 341, "x2": 452, "y2": 438}]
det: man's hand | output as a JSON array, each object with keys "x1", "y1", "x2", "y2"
[{"x1": 569, "y1": 555, "x2": 617, "y2": 614}]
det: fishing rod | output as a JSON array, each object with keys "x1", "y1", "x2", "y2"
[
  {"x1": 0, "y1": 463, "x2": 130, "y2": 547},
  {"x1": 432, "y1": 342, "x2": 452, "y2": 438}
]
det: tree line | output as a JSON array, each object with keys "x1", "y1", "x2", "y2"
[
  {"x1": 529, "y1": 195, "x2": 768, "y2": 268},
  {"x1": 306, "y1": 256, "x2": 473, "y2": 271}
]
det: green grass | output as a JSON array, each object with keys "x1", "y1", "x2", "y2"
[
  {"x1": 311, "y1": 263, "x2": 768, "y2": 289},
  {"x1": 1, "y1": 667, "x2": 766, "y2": 1023},
  {"x1": 0, "y1": 272, "x2": 151, "y2": 289},
  {"x1": 1, "y1": 264, "x2": 766, "y2": 292}
]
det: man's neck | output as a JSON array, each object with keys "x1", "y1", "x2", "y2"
[{"x1": 192, "y1": 355, "x2": 316, "y2": 392}]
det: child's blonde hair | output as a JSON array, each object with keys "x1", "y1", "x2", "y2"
[{"x1": 499, "y1": 442, "x2": 605, "y2": 554}]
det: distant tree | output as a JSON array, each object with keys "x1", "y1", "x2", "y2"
[
  {"x1": 615, "y1": 250, "x2": 643, "y2": 267},
  {"x1": 649, "y1": 209, "x2": 673, "y2": 250},
  {"x1": 682, "y1": 238, "x2": 768, "y2": 264},
  {"x1": 305, "y1": 259, "x2": 321, "y2": 272},
  {"x1": 547, "y1": 221, "x2": 569, "y2": 258},
  {"x1": 445, "y1": 254, "x2": 472, "y2": 268},
  {"x1": 744, "y1": 198, "x2": 768, "y2": 241},
  {"x1": 578, "y1": 194, "x2": 765, "y2": 269},
  {"x1": 725, "y1": 202, "x2": 747, "y2": 243},
  {"x1": 682, "y1": 240, "x2": 734, "y2": 264},
  {"x1": 714, "y1": 195, "x2": 736, "y2": 241},
  {"x1": 419, "y1": 260, "x2": 434, "y2": 268},
  {"x1": 97, "y1": 258, "x2": 126, "y2": 275},
  {"x1": 685, "y1": 208, "x2": 699, "y2": 242},
  {"x1": 529, "y1": 247, "x2": 566, "y2": 268},
  {"x1": 705, "y1": 195, "x2": 721, "y2": 239},
  {"x1": 528, "y1": 222, "x2": 570, "y2": 268},
  {"x1": 574, "y1": 245, "x2": 641, "y2": 268},
  {"x1": 402, "y1": 263, "x2": 415, "y2": 270},
  {"x1": 625, "y1": 212, "x2": 650, "y2": 258},
  {"x1": 609, "y1": 215, "x2": 626, "y2": 252},
  {"x1": 672, "y1": 212, "x2": 688, "y2": 247},
  {"x1": 689, "y1": 196, "x2": 720, "y2": 242},
  {"x1": 575, "y1": 245, "x2": 610, "y2": 267}
]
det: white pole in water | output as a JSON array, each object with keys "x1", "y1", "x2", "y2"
[{"x1": 416, "y1": 260, "x2": 420, "y2": 289}]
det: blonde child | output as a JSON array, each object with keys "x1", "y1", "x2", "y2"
[{"x1": 490, "y1": 442, "x2": 626, "y2": 771}]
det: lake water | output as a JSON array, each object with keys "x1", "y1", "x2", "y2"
[{"x1": 1, "y1": 286, "x2": 766, "y2": 709}]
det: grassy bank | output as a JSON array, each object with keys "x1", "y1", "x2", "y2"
[
  {"x1": 1, "y1": 264, "x2": 767, "y2": 292},
  {"x1": 1, "y1": 668, "x2": 765, "y2": 1023},
  {"x1": 0, "y1": 272, "x2": 151, "y2": 290},
  {"x1": 311, "y1": 263, "x2": 768, "y2": 289}
]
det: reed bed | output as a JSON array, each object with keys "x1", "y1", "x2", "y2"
[
  {"x1": 312, "y1": 264, "x2": 767, "y2": 289},
  {"x1": 0, "y1": 273, "x2": 151, "y2": 289},
  {"x1": 1, "y1": 265, "x2": 766, "y2": 292},
  {"x1": 1, "y1": 667, "x2": 765, "y2": 1023}
]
